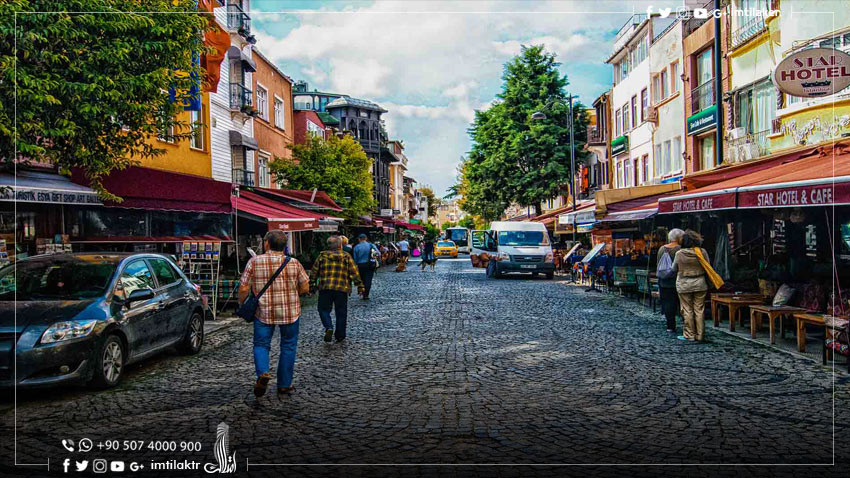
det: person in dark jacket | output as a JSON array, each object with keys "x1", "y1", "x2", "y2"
[{"x1": 656, "y1": 229, "x2": 684, "y2": 333}]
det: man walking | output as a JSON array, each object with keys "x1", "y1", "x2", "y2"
[
  {"x1": 396, "y1": 235, "x2": 410, "y2": 268},
  {"x1": 310, "y1": 236, "x2": 365, "y2": 343},
  {"x1": 239, "y1": 231, "x2": 310, "y2": 397},
  {"x1": 352, "y1": 233, "x2": 379, "y2": 300}
]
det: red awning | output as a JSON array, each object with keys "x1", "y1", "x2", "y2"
[
  {"x1": 71, "y1": 235, "x2": 232, "y2": 243},
  {"x1": 659, "y1": 141, "x2": 850, "y2": 214},
  {"x1": 234, "y1": 191, "x2": 322, "y2": 232},
  {"x1": 258, "y1": 188, "x2": 343, "y2": 211},
  {"x1": 71, "y1": 167, "x2": 232, "y2": 213}
]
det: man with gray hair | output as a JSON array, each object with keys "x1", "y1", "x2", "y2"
[
  {"x1": 239, "y1": 230, "x2": 310, "y2": 397},
  {"x1": 310, "y1": 235, "x2": 365, "y2": 343},
  {"x1": 656, "y1": 228, "x2": 684, "y2": 333}
]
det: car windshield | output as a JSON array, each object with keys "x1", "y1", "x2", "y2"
[
  {"x1": 498, "y1": 231, "x2": 549, "y2": 246},
  {"x1": 438, "y1": 242, "x2": 454, "y2": 247},
  {"x1": 0, "y1": 258, "x2": 117, "y2": 301}
]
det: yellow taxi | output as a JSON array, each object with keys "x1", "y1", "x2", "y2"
[{"x1": 435, "y1": 240, "x2": 458, "y2": 258}]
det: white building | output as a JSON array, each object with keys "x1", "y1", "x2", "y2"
[
  {"x1": 606, "y1": 13, "x2": 676, "y2": 189},
  {"x1": 648, "y1": 16, "x2": 685, "y2": 183},
  {"x1": 211, "y1": 0, "x2": 257, "y2": 186}
]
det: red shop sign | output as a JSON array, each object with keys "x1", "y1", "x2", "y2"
[
  {"x1": 267, "y1": 219, "x2": 319, "y2": 232},
  {"x1": 658, "y1": 191, "x2": 736, "y2": 214},
  {"x1": 738, "y1": 181, "x2": 850, "y2": 209}
]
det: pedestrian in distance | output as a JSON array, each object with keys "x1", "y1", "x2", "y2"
[
  {"x1": 656, "y1": 228, "x2": 684, "y2": 334},
  {"x1": 420, "y1": 238, "x2": 436, "y2": 272},
  {"x1": 672, "y1": 230, "x2": 711, "y2": 342},
  {"x1": 310, "y1": 236, "x2": 365, "y2": 343},
  {"x1": 341, "y1": 235, "x2": 353, "y2": 256},
  {"x1": 352, "y1": 233, "x2": 380, "y2": 300},
  {"x1": 238, "y1": 230, "x2": 310, "y2": 398},
  {"x1": 395, "y1": 235, "x2": 411, "y2": 272}
]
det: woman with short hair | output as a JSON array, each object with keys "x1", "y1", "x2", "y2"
[{"x1": 657, "y1": 228, "x2": 684, "y2": 333}]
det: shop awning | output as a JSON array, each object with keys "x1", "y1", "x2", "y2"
[
  {"x1": 396, "y1": 221, "x2": 424, "y2": 231},
  {"x1": 557, "y1": 202, "x2": 597, "y2": 226},
  {"x1": 234, "y1": 191, "x2": 323, "y2": 232},
  {"x1": 70, "y1": 166, "x2": 232, "y2": 213},
  {"x1": 229, "y1": 130, "x2": 258, "y2": 150},
  {"x1": 0, "y1": 170, "x2": 102, "y2": 205},
  {"x1": 71, "y1": 235, "x2": 232, "y2": 243},
  {"x1": 599, "y1": 205, "x2": 658, "y2": 223},
  {"x1": 257, "y1": 188, "x2": 342, "y2": 211},
  {"x1": 659, "y1": 141, "x2": 850, "y2": 214}
]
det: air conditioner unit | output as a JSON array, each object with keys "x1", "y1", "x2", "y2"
[{"x1": 647, "y1": 106, "x2": 658, "y2": 123}]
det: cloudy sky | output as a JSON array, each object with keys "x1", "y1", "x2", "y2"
[{"x1": 252, "y1": 0, "x2": 677, "y2": 196}]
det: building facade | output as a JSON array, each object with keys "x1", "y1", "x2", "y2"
[
  {"x1": 385, "y1": 140, "x2": 409, "y2": 220},
  {"x1": 250, "y1": 49, "x2": 294, "y2": 189},
  {"x1": 586, "y1": 90, "x2": 613, "y2": 191},
  {"x1": 325, "y1": 97, "x2": 391, "y2": 210},
  {"x1": 292, "y1": 81, "x2": 346, "y2": 112},
  {"x1": 211, "y1": 0, "x2": 257, "y2": 186},
  {"x1": 649, "y1": 16, "x2": 686, "y2": 183}
]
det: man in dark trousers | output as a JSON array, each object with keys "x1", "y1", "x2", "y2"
[
  {"x1": 352, "y1": 233, "x2": 379, "y2": 300},
  {"x1": 310, "y1": 236, "x2": 364, "y2": 343}
]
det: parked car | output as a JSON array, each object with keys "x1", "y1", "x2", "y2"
[
  {"x1": 0, "y1": 253, "x2": 206, "y2": 389},
  {"x1": 435, "y1": 240, "x2": 459, "y2": 258}
]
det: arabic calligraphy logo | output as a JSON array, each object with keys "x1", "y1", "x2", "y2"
[{"x1": 204, "y1": 422, "x2": 237, "y2": 474}]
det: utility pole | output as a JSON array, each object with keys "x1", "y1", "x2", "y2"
[
  {"x1": 714, "y1": 0, "x2": 723, "y2": 167},
  {"x1": 568, "y1": 94, "x2": 577, "y2": 244}
]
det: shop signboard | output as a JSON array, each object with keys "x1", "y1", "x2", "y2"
[
  {"x1": 738, "y1": 180, "x2": 850, "y2": 209},
  {"x1": 687, "y1": 105, "x2": 716, "y2": 136},
  {"x1": 611, "y1": 135, "x2": 629, "y2": 156},
  {"x1": 0, "y1": 187, "x2": 102, "y2": 205},
  {"x1": 773, "y1": 48, "x2": 850, "y2": 98},
  {"x1": 658, "y1": 190, "x2": 736, "y2": 214},
  {"x1": 267, "y1": 219, "x2": 319, "y2": 232},
  {"x1": 317, "y1": 222, "x2": 339, "y2": 232},
  {"x1": 380, "y1": 209, "x2": 393, "y2": 216}
]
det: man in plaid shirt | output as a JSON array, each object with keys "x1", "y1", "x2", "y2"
[
  {"x1": 310, "y1": 235, "x2": 364, "y2": 343},
  {"x1": 239, "y1": 231, "x2": 309, "y2": 397}
]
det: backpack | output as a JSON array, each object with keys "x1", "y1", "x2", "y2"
[{"x1": 657, "y1": 248, "x2": 675, "y2": 280}]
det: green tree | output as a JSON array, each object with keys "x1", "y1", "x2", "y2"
[
  {"x1": 462, "y1": 45, "x2": 589, "y2": 219},
  {"x1": 271, "y1": 134, "x2": 375, "y2": 219},
  {"x1": 440, "y1": 221, "x2": 457, "y2": 230},
  {"x1": 423, "y1": 223, "x2": 440, "y2": 241},
  {"x1": 457, "y1": 216, "x2": 476, "y2": 229},
  {"x1": 418, "y1": 186, "x2": 440, "y2": 219},
  {"x1": 1, "y1": 0, "x2": 211, "y2": 200}
]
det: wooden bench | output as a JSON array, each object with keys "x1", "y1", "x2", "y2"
[
  {"x1": 749, "y1": 305, "x2": 807, "y2": 342},
  {"x1": 793, "y1": 312, "x2": 825, "y2": 353}
]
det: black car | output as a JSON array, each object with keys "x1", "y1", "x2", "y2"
[{"x1": 0, "y1": 253, "x2": 206, "y2": 389}]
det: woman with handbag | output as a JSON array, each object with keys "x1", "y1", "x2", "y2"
[{"x1": 672, "y1": 230, "x2": 723, "y2": 342}]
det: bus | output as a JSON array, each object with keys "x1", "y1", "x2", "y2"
[{"x1": 444, "y1": 227, "x2": 471, "y2": 253}]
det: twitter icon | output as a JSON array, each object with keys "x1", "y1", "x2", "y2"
[{"x1": 75, "y1": 460, "x2": 89, "y2": 472}]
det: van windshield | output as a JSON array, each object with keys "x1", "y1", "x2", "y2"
[{"x1": 498, "y1": 231, "x2": 549, "y2": 246}]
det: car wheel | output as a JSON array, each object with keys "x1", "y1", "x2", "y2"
[
  {"x1": 91, "y1": 334, "x2": 124, "y2": 389},
  {"x1": 178, "y1": 311, "x2": 204, "y2": 355}
]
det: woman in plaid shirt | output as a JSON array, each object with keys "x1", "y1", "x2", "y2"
[{"x1": 239, "y1": 231, "x2": 310, "y2": 397}]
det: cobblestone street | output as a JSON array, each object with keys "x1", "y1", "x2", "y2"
[{"x1": 3, "y1": 258, "x2": 850, "y2": 477}]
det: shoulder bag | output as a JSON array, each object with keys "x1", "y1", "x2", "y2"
[
  {"x1": 693, "y1": 247, "x2": 724, "y2": 290},
  {"x1": 236, "y1": 256, "x2": 291, "y2": 323}
]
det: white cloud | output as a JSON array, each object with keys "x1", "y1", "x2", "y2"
[{"x1": 253, "y1": 0, "x2": 637, "y2": 194}]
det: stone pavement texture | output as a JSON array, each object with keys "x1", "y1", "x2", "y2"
[{"x1": 2, "y1": 258, "x2": 850, "y2": 478}]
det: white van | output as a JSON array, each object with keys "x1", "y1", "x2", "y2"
[{"x1": 471, "y1": 221, "x2": 555, "y2": 279}]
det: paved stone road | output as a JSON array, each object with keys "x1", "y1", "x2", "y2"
[{"x1": 2, "y1": 258, "x2": 850, "y2": 477}]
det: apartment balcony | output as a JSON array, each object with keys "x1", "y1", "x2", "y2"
[
  {"x1": 229, "y1": 83, "x2": 254, "y2": 122},
  {"x1": 691, "y1": 79, "x2": 715, "y2": 114},
  {"x1": 587, "y1": 125, "x2": 605, "y2": 146},
  {"x1": 683, "y1": 0, "x2": 715, "y2": 37},
  {"x1": 731, "y1": 15, "x2": 767, "y2": 49},
  {"x1": 724, "y1": 129, "x2": 771, "y2": 164},
  {"x1": 232, "y1": 168, "x2": 255, "y2": 187},
  {"x1": 226, "y1": 3, "x2": 253, "y2": 42}
]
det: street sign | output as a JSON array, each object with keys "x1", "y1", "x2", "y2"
[
  {"x1": 773, "y1": 48, "x2": 850, "y2": 98},
  {"x1": 380, "y1": 209, "x2": 393, "y2": 216}
]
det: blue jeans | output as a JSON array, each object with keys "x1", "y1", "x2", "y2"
[
  {"x1": 253, "y1": 319, "x2": 299, "y2": 388},
  {"x1": 318, "y1": 289, "x2": 348, "y2": 341}
]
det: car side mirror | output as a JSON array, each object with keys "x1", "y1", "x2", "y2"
[{"x1": 126, "y1": 288, "x2": 155, "y2": 305}]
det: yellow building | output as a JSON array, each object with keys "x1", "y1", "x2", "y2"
[
  {"x1": 724, "y1": 0, "x2": 850, "y2": 163},
  {"x1": 136, "y1": 92, "x2": 214, "y2": 178}
]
